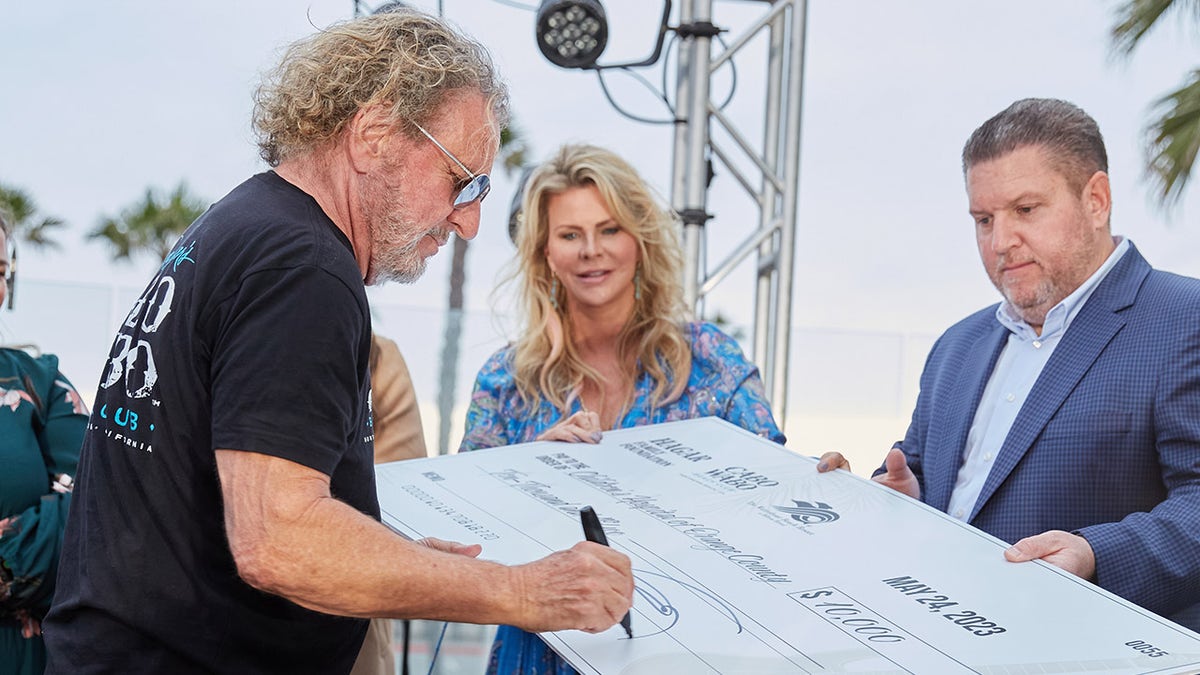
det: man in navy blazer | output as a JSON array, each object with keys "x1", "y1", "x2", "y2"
[{"x1": 821, "y1": 98, "x2": 1200, "y2": 630}]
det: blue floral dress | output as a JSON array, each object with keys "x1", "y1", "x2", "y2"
[{"x1": 459, "y1": 321, "x2": 784, "y2": 675}]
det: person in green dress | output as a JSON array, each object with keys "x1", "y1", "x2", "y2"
[{"x1": 0, "y1": 213, "x2": 88, "y2": 674}]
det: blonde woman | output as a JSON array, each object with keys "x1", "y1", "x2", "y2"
[{"x1": 461, "y1": 144, "x2": 784, "y2": 674}]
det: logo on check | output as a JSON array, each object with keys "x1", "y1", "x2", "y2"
[{"x1": 775, "y1": 500, "x2": 840, "y2": 524}]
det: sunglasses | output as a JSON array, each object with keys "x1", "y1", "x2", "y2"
[{"x1": 412, "y1": 122, "x2": 491, "y2": 209}]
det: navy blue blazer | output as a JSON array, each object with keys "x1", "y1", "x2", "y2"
[{"x1": 893, "y1": 244, "x2": 1200, "y2": 629}]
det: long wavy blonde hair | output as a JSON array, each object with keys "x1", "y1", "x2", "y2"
[{"x1": 509, "y1": 144, "x2": 692, "y2": 416}]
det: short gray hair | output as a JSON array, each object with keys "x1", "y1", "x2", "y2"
[
  {"x1": 253, "y1": 8, "x2": 509, "y2": 166},
  {"x1": 962, "y1": 98, "x2": 1108, "y2": 194}
]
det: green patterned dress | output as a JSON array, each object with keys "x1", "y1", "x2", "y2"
[{"x1": 0, "y1": 349, "x2": 87, "y2": 674}]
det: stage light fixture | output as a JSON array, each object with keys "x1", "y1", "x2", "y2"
[{"x1": 535, "y1": 0, "x2": 608, "y2": 69}]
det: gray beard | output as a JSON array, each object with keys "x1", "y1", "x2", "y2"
[
  {"x1": 358, "y1": 168, "x2": 433, "y2": 286},
  {"x1": 371, "y1": 237, "x2": 427, "y2": 285}
]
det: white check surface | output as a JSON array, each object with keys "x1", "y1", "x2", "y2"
[{"x1": 375, "y1": 418, "x2": 1200, "y2": 674}]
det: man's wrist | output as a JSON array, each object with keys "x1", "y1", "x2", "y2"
[{"x1": 1070, "y1": 529, "x2": 1099, "y2": 583}]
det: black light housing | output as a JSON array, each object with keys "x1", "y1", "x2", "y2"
[
  {"x1": 507, "y1": 166, "x2": 536, "y2": 245},
  {"x1": 535, "y1": 0, "x2": 608, "y2": 69}
]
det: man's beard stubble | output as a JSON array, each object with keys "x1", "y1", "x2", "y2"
[
  {"x1": 371, "y1": 230, "x2": 427, "y2": 285},
  {"x1": 359, "y1": 170, "x2": 440, "y2": 286},
  {"x1": 989, "y1": 211, "x2": 1106, "y2": 328}
]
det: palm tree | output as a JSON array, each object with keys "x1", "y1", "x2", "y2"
[
  {"x1": 1111, "y1": 0, "x2": 1200, "y2": 208},
  {"x1": 89, "y1": 183, "x2": 207, "y2": 262},
  {"x1": 0, "y1": 184, "x2": 67, "y2": 250},
  {"x1": 497, "y1": 124, "x2": 530, "y2": 176},
  {"x1": 434, "y1": 120, "x2": 530, "y2": 455}
]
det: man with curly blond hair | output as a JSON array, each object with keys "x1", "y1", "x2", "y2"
[{"x1": 44, "y1": 10, "x2": 632, "y2": 673}]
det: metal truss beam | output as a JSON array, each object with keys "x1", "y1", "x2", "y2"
[{"x1": 671, "y1": 0, "x2": 807, "y2": 424}]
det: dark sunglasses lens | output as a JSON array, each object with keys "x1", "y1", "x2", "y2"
[{"x1": 453, "y1": 175, "x2": 491, "y2": 209}]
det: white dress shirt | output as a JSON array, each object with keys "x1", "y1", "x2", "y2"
[{"x1": 947, "y1": 238, "x2": 1131, "y2": 521}]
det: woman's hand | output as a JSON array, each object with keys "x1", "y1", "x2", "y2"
[
  {"x1": 816, "y1": 452, "x2": 851, "y2": 473},
  {"x1": 817, "y1": 448, "x2": 920, "y2": 500},
  {"x1": 17, "y1": 610, "x2": 41, "y2": 638},
  {"x1": 536, "y1": 410, "x2": 603, "y2": 443}
]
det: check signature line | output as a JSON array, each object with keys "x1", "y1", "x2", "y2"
[
  {"x1": 626, "y1": 538, "x2": 826, "y2": 672},
  {"x1": 631, "y1": 569, "x2": 744, "y2": 638}
]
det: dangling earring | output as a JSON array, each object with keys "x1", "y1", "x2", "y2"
[
  {"x1": 634, "y1": 265, "x2": 642, "y2": 301},
  {"x1": 550, "y1": 275, "x2": 559, "y2": 310}
]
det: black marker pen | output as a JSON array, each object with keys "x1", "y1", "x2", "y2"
[{"x1": 579, "y1": 505, "x2": 632, "y2": 638}]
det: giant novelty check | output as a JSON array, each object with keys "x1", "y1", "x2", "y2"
[{"x1": 375, "y1": 418, "x2": 1200, "y2": 674}]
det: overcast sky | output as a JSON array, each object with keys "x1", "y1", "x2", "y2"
[{"x1": 2, "y1": 0, "x2": 1198, "y2": 456}]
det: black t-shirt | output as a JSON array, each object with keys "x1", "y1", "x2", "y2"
[{"x1": 45, "y1": 172, "x2": 378, "y2": 674}]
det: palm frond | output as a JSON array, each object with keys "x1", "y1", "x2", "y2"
[
  {"x1": 499, "y1": 123, "x2": 531, "y2": 179},
  {"x1": 1110, "y1": 0, "x2": 1185, "y2": 57},
  {"x1": 89, "y1": 183, "x2": 207, "y2": 261},
  {"x1": 1144, "y1": 69, "x2": 1200, "y2": 207},
  {"x1": 23, "y1": 217, "x2": 66, "y2": 250},
  {"x1": 0, "y1": 184, "x2": 68, "y2": 249},
  {"x1": 0, "y1": 185, "x2": 34, "y2": 223}
]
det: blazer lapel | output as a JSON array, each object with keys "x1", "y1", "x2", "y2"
[
  {"x1": 969, "y1": 245, "x2": 1150, "y2": 521},
  {"x1": 924, "y1": 324, "x2": 1007, "y2": 512}
]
